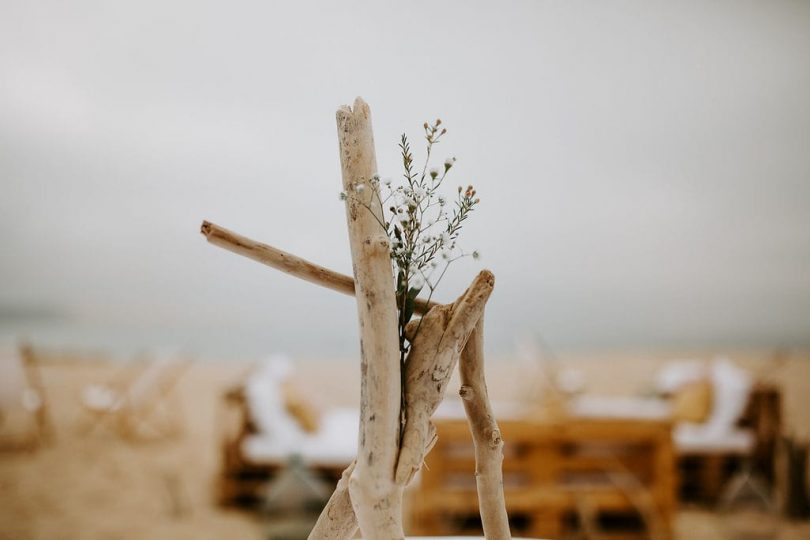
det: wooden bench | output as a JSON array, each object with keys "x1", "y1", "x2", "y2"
[{"x1": 409, "y1": 417, "x2": 676, "y2": 539}]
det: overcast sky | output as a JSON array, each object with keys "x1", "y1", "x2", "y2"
[{"x1": 1, "y1": 1, "x2": 809, "y2": 359}]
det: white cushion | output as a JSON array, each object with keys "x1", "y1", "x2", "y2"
[
  {"x1": 655, "y1": 359, "x2": 707, "y2": 394},
  {"x1": 656, "y1": 357, "x2": 752, "y2": 433},
  {"x1": 674, "y1": 423, "x2": 754, "y2": 454},
  {"x1": 244, "y1": 355, "x2": 306, "y2": 445},
  {"x1": 705, "y1": 357, "x2": 751, "y2": 434},
  {"x1": 570, "y1": 395, "x2": 672, "y2": 420},
  {"x1": 242, "y1": 407, "x2": 359, "y2": 466}
]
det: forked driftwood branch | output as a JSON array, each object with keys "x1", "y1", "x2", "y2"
[{"x1": 201, "y1": 97, "x2": 510, "y2": 540}]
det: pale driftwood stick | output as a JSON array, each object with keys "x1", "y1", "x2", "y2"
[
  {"x1": 308, "y1": 461, "x2": 358, "y2": 540},
  {"x1": 459, "y1": 315, "x2": 511, "y2": 540},
  {"x1": 200, "y1": 220, "x2": 353, "y2": 295},
  {"x1": 336, "y1": 97, "x2": 404, "y2": 540},
  {"x1": 310, "y1": 424, "x2": 439, "y2": 540},
  {"x1": 395, "y1": 270, "x2": 495, "y2": 485},
  {"x1": 200, "y1": 220, "x2": 438, "y2": 316}
]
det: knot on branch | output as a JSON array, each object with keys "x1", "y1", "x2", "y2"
[
  {"x1": 360, "y1": 235, "x2": 391, "y2": 257},
  {"x1": 459, "y1": 385, "x2": 474, "y2": 401},
  {"x1": 432, "y1": 364, "x2": 451, "y2": 382},
  {"x1": 489, "y1": 429, "x2": 503, "y2": 449}
]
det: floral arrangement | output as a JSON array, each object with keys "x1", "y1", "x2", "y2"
[{"x1": 340, "y1": 119, "x2": 480, "y2": 360}]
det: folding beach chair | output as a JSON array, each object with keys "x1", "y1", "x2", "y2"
[
  {"x1": 77, "y1": 351, "x2": 191, "y2": 441},
  {"x1": 0, "y1": 343, "x2": 54, "y2": 449}
]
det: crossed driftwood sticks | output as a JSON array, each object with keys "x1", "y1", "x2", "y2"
[{"x1": 201, "y1": 97, "x2": 510, "y2": 540}]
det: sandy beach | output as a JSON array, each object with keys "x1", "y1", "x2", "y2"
[{"x1": 2, "y1": 350, "x2": 809, "y2": 539}]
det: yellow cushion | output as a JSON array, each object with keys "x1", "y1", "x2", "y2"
[
  {"x1": 672, "y1": 380, "x2": 713, "y2": 423},
  {"x1": 282, "y1": 380, "x2": 321, "y2": 433}
]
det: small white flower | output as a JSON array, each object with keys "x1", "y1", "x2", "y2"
[
  {"x1": 413, "y1": 187, "x2": 427, "y2": 201},
  {"x1": 444, "y1": 157, "x2": 456, "y2": 169},
  {"x1": 383, "y1": 177, "x2": 392, "y2": 186},
  {"x1": 472, "y1": 250, "x2": 480, "y2": 260},
  {"x1": 411, "y1": 274, "x2": 425, "y2": 289},
  {"x1": 440, "y1": 232, "x2": 451, "y2": 244},
  {"x1": 355, "y1": 183, "x2": 366, "y2": 193},
  {"x1": 429, "y1": 167, "x2": 440, "y2": 179},
  {"x1": 396, "y1": 193, "x2": 414, "y2": 207},
  {"x1": 438, "y1": 195, "x2": 446, "y2": 206}
]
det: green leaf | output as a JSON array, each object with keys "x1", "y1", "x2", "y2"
[
  {"x1": 402, "y1": 286, "x2": 423, "y2": 327},
  {"x1": 396, "y1": 271, "x2": 407, "y2": 296}
]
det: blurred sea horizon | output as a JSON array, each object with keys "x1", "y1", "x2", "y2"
[{"x1": 3, "y1": 314, "x2": 807, "y2": 361}]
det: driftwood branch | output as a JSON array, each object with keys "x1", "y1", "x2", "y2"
[
  {"x1": 395, "y1": 270, "x2": 494, "y2": 485},
  {"x1": 308, "y1": 461, "x2": 358, "y2": 540},
  {"x1": 336, "y1": 97, "x2": 404, "y2": 540},
  {"x1": 200, "y1": 221, "x2": 438, "y2": 316},
  {"x1": 459, "y1": 315, "x2": 511, "y2": 540}
]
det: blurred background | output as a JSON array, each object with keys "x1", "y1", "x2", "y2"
[{"x1": 1, "y1": 1, "x2": 808, "y2": 539}]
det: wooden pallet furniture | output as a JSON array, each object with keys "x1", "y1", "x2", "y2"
[
  {"x1": 676, "y1": 383, "x2": 782, "y2": 504},
  {"x1": 217, "y1": 386, "x2": 348, "y2": 507},
  {"x1": 409, "y1": 417, "x2": 676, "y2": 539}
]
